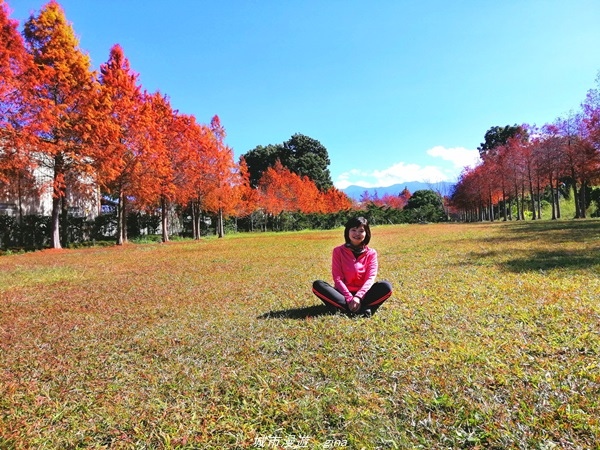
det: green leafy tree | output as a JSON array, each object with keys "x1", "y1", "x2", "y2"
[
  {"x1": 242, "y1": 144, "x2": 281, "y2": 188},
  {"x1": 242, "y1": 133, "x2": 333, "y2": 191},
  {"x1": 404, "y1": 189, "x2": 446, "y2": 223},
  {"x1": 280, "y1": 133, "x2": 333, "y2": 191},
  {"x1": 478, "y1": 124, "x2": 526, "y2": 159}
]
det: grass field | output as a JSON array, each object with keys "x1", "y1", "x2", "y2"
[{"x1": 1, "y1": 220, "x2": 600, "y2": 449}]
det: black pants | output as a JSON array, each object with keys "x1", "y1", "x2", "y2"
[{"x1": 312, "y1": 280, "x2": 392, "y2": 314}]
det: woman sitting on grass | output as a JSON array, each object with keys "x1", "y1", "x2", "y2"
[{"x1": 312, "y1": 216, "x2": 392, "y2": 317}]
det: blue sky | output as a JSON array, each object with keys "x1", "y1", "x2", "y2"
[{"x1": 8, "y1": 0, "x2": 600, "y2": 189}]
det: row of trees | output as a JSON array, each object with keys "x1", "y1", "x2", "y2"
[
  {"x1": 1, "y1": 1, "x2": 452, "y2": 252},
  {"x1": 356, "y1": 187, "x2": 412, "y2": 210},
  {"x1": 0, "y1": 1, "x2": 358, "y2": 249},
  {"x1": 450, "y1": 76, "x2": 600, "y2": 221}
]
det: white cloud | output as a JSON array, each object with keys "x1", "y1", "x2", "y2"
[
  {"x1": 371, "y1": 162, "x2": 449, "y2": 186},
  {"x1": 333, "y1": 146, "x2": 480, "y2": 189},
  {"x1": 334, "y1": 163, "x2": 449, "y2": 189},
  {"x1": 426, "y1": 145, "x2": 480, "y2": 169}
]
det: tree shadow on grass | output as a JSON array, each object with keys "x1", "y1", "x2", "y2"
[
  {"x1": 484, "y1": 219, "x2": 600, "y2": 244},
  {"x1": 502, "y1": 219, "x2": 600, "y2": 244},
  {"x1": 501, "y1": 249, "x2": 600, "y2": 273},
  {"x1": 454, "y1": 220, "x2": 600, "y2": 247},
  {"x1": 457, "y1": 220, "x2": 600, "y2": 273},
  {"x1": 258, "y1": 304, "x2": 334, "y2": 320}
]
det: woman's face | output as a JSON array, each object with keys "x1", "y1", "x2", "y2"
[{"x1": 348, "y1": 225, "x2": 367, "y2": 246}]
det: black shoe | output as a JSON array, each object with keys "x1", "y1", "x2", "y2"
[{"x1": 362, "y1": 308, "x2": 372, "y2": 318}]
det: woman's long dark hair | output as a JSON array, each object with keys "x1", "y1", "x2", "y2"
[{"x1": 344, "y1": 216, "x2": 371, "y2": 246}]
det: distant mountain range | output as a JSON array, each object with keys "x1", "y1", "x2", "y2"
[{"x1": 341, "y1": 181, "x2": 455, "y2": 200}]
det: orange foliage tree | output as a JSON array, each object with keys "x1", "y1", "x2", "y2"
[
  {"x1": 168, "y1": 113, "x2": 206, "y2": 239},
  {"x1": 153, "y1": 93, "x2": 177, "y2": 242},
  {"x1": 232, "y1": 156, "x2": 259, "y2": 229},
  {"x1": 259, "y1": 160, "x2": 297, "y2": 216},
  {"x1": 175, "y1": 117, "x2": 213, "y2": 239},
  {"x1": 0, "y1": 0, "x2": 38, "y2": 222},
  {"x1": 132, "y1": 92, "x2": 176, "y2": 242},
  {"x1": 23, "y1": 0, "x2": 100, "y2": 248},
  {"x1": 201, "y1": 116, "x2": 243, "y2": 238},
  {"x1": 97, "y1": 43, "x2": 145, "y2": 244},
  {"x1": 258, "y1": 160, "x2": 325, "y2": 220},
  {"x1": 381, "y1": 192, "x2": 409, "y2": 210},
  {"x1": 320, "y1": 187, "x2": 354, "y2": 213}
]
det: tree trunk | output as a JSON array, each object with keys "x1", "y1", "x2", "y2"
[
  {"x1": 529, "y1": 176, "x2": 536, "y2": 220},
  {"x1": 572, "y1": 175, "x2": 581, "y2": 219},
  {"x1": 51, "y1": 158, "x2": 63, "y2": 249},
  {"x1": 191, "y1": 202, "x2": 198, "y2": 240},
  {"x1": 17, "y1": 171, "x2": 24, "y2": 246},
  {"x1": 514, "y1": 183, "x2": 521, "y2": 221},
  {"x1": 61, "y1": 195, "x2": 69, "y2": 247},
  {"x1": 51, "y1": 194, "x2": 62, "y2": 249},
  {"x1": 520, "y1": 185, "x2": 526, "y2": 220},
  {"x1": 197, "y1": 206, "x2": 202, "y2": 239},
  {"x1": 123, "y1": 195, "x2": 128, "y2": 243},
  {"x1": 536, "y1": 178, "x2": 542, "y2": 219},
  {"x1": 549, "y1": 174, "x2": 556, "y2": 220},
  {"x1": 161, "y1": 196, "x2": 169, "y2": 242},
  {"x1": 579, "y1": 181, "x2": 587, "y2": 218},
  {"x1": 217, "y1": 207, "x2": 224, "y2": 238},
  {"x1": 555, "y1": 181, "x2": 561, "y2": 219},
  {"x1": 117, "y1": 190, "x2": 124, "y2": 245}
]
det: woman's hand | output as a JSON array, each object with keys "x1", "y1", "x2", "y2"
[{"x1": 348, "y1": 297, "x2": 361, "y2": 313}]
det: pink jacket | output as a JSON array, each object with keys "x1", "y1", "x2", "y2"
[{"x1": 332, "y1": 244, "x2": 378, "y2": 302}]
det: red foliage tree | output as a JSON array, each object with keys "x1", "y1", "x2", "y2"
[
  {"x1": 175, "y1": 117, "x2": 213, "y2": 239},
  {"x1": 320, "y1": 186, "x2": 354, "y2": 213},
  {"x1": 537, "y1": 124, "x2": 567, "y2": 219},
  {"x1": 97, "y1": 44, "x2": 145, "y2": 244},
  {"x1": 450, "y1": 165, "x2": 489, "y2": 221},
  {"x1": 380, "y1": 193, "x2": 408, "y2": 210},
  {"x1": 582, "y1": 74, "x2": 600, "y2": 149},
  {"x1": 356, "y1": 188, "x2": 409, "y2": 210},
  {"x1": 550, "y1": 114, "x2": 597, "y2": 218},
  {"x1": 258, "y1": 160, "x2": 309, "y2": 216},
  {"x1": 23, "y1": 1, "x2": 100, "y2": 248},
  {"x1": 201, "y1": 115, "x2": 243, "y2": 238},
  {"x1": 132, "y1": 92, "x2": 176, "y2": 242},
  {"x1": 233, "y1": 156, "x2": 259, "y2": 223},
  {"x1": 0, "y1": 0, "x2": 38, "y2": 221}
]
